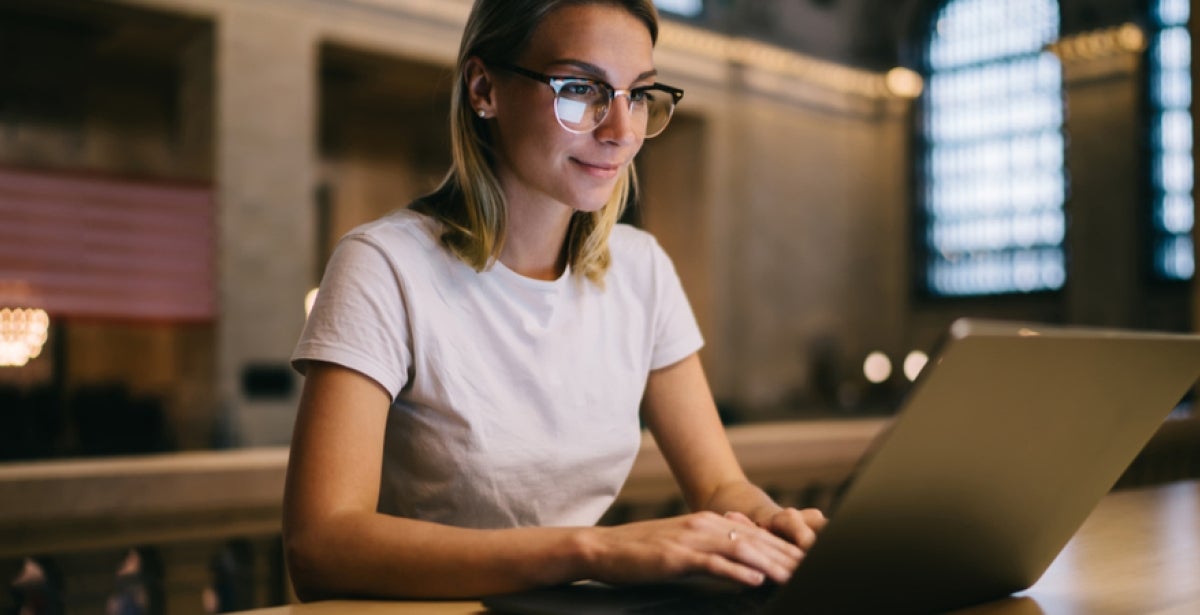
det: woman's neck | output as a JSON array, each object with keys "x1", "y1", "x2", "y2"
[{"x1": 499, "y1": 196, "x2": 574, "y2": 281}]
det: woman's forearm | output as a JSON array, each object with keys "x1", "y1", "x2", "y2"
[{"x1": 285, "y1": 511, "x2": 596, "y2": 600}]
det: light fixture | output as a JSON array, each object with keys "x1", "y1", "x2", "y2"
[
  {"x1": 885, "y1": 67, "x2": 924, "y2": 99},
  {"x1": 304, "y1": 288, "x2": 320, "y2": 318},
  {"x1": 0, "y1": 308, "x2": 50, "y2": 368},
  {"x1": 863, "y1": 351, "x2": 892, "y2": 384},
  {"x1": 1116, "y1": 23, "x2": 1146, "y2": 52},
  {"x1": 903, "y1": 350, "x2": 929, "y2": 382}
]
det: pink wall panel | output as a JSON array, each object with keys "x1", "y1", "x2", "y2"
[{"x1": 0, "y1": 168, "x2": 215, "y2": 321}]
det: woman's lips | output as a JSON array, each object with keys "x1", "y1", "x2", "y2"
[{"x1": 571, "y1": 157, "x2": 621, "y2": 179}]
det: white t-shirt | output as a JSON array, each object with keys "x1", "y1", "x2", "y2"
[{"x1": 291, "y1": 208, "x2": 703, "y2": 529}]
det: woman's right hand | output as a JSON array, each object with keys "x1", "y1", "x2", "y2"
[{"x1": 577, "y1": 511, "x2": 805, "y2": 587}]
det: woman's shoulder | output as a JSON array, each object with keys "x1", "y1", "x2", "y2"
[
  {"x1": 605, "y1": 224, "x2": 675, "y2": 286},
  {"x1": 324, "y1": 208, "x2": 458, "y2": 284},
  {"x1": 608, "y1": 223, "x2": 662, "y2": 256},
  {"x1": 341, "y1": 207, "x2": 443, "y2": 256}
]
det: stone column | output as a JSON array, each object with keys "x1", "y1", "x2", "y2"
[
  {"x1": 216, "y1": 5, "x2": 317, "y2": 446},
  {"x1": 1057, "y1": 33, "x2": 1143, "y2": 328}
]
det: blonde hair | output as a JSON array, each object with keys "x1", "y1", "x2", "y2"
[{"x1": 412, "y1": 0, "x2": 660, "y2": 285}]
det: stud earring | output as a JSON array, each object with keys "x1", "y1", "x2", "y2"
[{"x1": 477, "y1": 110, "x2": 487, "y2": 118}]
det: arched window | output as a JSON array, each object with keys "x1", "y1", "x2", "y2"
[
  {"x1": 1148, "y1": 0, "x2": 1193, "y2": 281},
  {"x1": 920, "y1": 0, "x2": 1066, "y2": 296}
]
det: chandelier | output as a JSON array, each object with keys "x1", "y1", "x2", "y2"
[{"x1": 0, "y1": 308, "x2": 50, "y2": 367}]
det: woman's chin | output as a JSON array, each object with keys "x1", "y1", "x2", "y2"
[{"x1": 569, "y1": 188, "x2": 621, "y2": 214}]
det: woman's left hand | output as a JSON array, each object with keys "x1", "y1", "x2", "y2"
[
  {"x1": 764, "y1": 507, "x2": 827, "y2": 550},
  {"x1": 728, "y1": 507, "x2": 828, "y2": 551}
]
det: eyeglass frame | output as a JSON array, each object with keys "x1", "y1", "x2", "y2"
[{"x1": 489, "y1": 63, "x2": 685, "y2": 138}]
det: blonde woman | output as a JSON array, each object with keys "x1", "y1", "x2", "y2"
[{"x1": 283, "y1": 0, "x2": 825, "y2": 600}]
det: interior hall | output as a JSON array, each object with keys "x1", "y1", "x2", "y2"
[{"x1": 1, "y1": 0, "x2": 1198, "y2": 613}]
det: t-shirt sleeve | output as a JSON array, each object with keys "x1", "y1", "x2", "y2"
[
  {"x1": 648, "y1": 237, "x2": 705, "y2": 370},
  {"x1": 290, "y1": 235, "x2": 412, "y2": 399}
]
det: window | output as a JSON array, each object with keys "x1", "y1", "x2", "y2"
[
  {"x1": 920, "y1": 0, "x2": 1066, "y2": 296},
  {"x1": 654, "y1": 0, "x2": 702, "y2": 18},
  {"x1": 1149, "y1": 0, "x2": 1194, "y2": 281}
]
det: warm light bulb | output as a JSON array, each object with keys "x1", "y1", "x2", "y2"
[
  {"x1": 0, "y1": 308, "x2": 50, "y2": 368},
  {"x1": 304, "y1": 288, "x2": 320, "y2": 318},
  {"x1": 863, "y1": 351, "x2": 892, "y2": 384},
  {"x1": 885, "y1": 67, "x2": 924, "y2": 99},
  {"x1": 904, "y1": 350, "x2": 929, "y2": 382},
  {"x1": 1116, "y1": 23, "x2": 1145, "y2": 52}
]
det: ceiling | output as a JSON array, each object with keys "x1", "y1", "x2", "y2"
[{"x1": 670, "y1": 0, "x2": 1149, "y2": 71}]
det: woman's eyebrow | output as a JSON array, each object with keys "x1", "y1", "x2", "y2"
[{"x1": 547, "y1": 58, "x2": 658, "y2": 83}]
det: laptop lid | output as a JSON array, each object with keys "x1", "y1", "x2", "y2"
[
  {"x1": 485, "y1": 318, "x2": 1200, "y2": 614},
  {"x1": 766, "y1": 318, "x2": 1200, "y2": 613}
]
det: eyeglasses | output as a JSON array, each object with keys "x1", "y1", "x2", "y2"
[{"x1": 493, "y1": 63, "x2": 684, "y2": 138}]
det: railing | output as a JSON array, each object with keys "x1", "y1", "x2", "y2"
[
  {"x1": 601, "y1": 418, "x2": 886, "y2": 523},
  {"x1": 0, "y1": 449, "x2": 290, "y2": 615},
  {"x1": 5, "y1": 415, "x2": 1198, "y2": 614}
]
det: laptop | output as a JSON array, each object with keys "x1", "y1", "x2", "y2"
[{"x1": 483, "y1": 318, "x2": 1200, "y2": 614}]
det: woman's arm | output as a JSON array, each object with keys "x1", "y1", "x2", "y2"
[
  {"x1": 283, "y1": 361, "x2": 801, "y2": 599},
  {"x1": 283, "y1": 362, "x2": 592, "y2": 599},
  {"x1": 641, "y1": 354, "x2": 827, "y2": 550}
]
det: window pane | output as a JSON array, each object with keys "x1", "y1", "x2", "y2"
[
  {"x1": 922, "y1": 0, "x2": 1066, "y2": 296},
  {"x1": 653, "y1": 0, "x2": 702, "y2": 17},
  {"x1": 1156, "y1": 0, "x2": 1189, "y2": 27},
  {"x1": 1150, "y1": 6, "x2": 1195, "y2": 281}
]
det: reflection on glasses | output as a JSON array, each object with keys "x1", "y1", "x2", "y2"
[{"x1": 492, "y1": 63, "x2": 684, "y2": 138}]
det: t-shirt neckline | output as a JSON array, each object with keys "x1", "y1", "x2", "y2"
[{"x1": 490, "y1": 257, "x2": 571, "y2": 291}]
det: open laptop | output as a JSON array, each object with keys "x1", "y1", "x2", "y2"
[{"x1": 483, "y1": 318, "x2": 1200, "y2": 614}]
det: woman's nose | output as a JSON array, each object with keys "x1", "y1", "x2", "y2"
[{"x1": 594, "y1": 92, "x2": 639, "y2": 145}]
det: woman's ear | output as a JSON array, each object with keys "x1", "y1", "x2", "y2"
[{"x1": 464, "y1": 57, "x2": 496, "y2": 118}]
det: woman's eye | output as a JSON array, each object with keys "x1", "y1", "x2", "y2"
[
  {"x1": 562, "y1": 81, "x2": 599, "y2": 97},
  {"x1": 630, "y1": 89, "x2": 651, "y2": 103}
]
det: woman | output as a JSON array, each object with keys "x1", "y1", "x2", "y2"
[{"x1": 283, "y1": 0, "x2": 826, "y2": 600}]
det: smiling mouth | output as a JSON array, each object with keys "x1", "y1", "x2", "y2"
[{"x1": 571, "y1": 158, "x2": 622, "y2": 176}]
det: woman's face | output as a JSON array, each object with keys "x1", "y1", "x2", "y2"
[{"x1": 481, "y1": 3, "x2": 655, "y2": 214}]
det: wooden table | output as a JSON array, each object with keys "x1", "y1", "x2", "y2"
[{"x1": 238, "y1": 481, "x2": 1200, "y2": 615}]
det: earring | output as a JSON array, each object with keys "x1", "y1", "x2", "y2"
[{"x1": 477, "y1": 109, "x2": 487, "y2": 118}]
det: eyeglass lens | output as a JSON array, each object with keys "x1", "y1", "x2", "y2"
[{"x1": 554, "y1": 82, "x2": 676, "y2": 137}]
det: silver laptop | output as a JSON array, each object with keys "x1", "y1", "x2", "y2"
[{"x1": 484, "y1": 318, "x2": 1200, "y2": 614}]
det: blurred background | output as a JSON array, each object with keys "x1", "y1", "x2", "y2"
[
  {"x1": 1, "y1": 0, "x2": 1194, "y2": 457},
  {"x1": 1, "y1": 0, "x2": 1199, "y2": 611}
]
